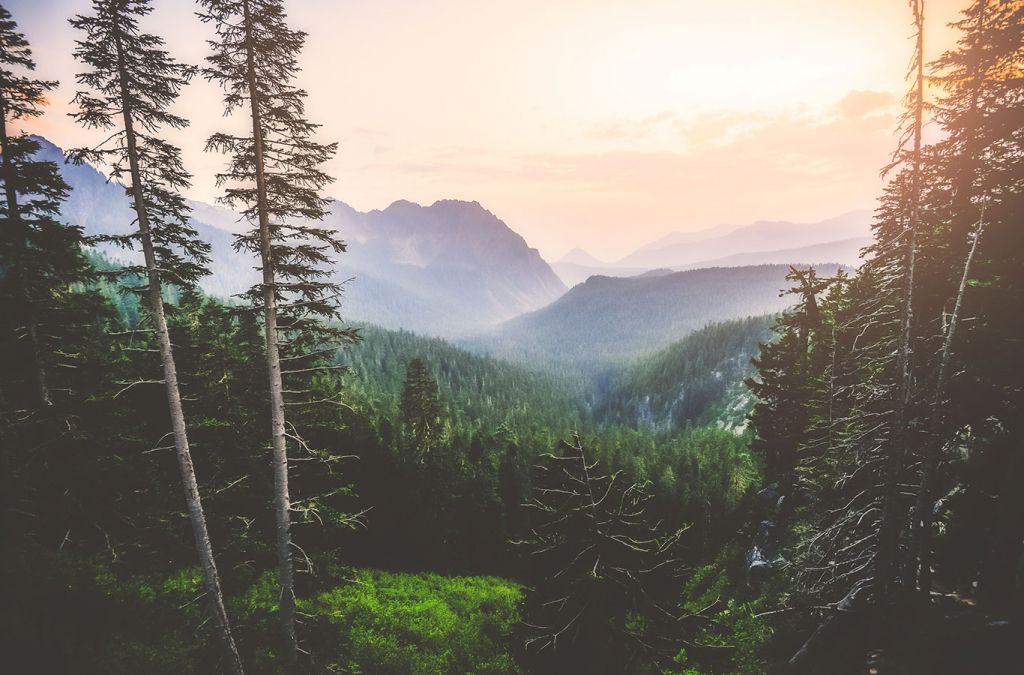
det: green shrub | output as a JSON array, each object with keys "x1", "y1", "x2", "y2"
[{"x1": 304, "y1": 569, "x2": 522, "y2": 674}]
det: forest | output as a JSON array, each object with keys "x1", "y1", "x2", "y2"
[{"x1": 1, "y1": 0, "x2": 1022, "y2": 673}]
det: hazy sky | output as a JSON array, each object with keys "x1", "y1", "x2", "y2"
[{"x1": 12, "y1": 0, "x2": 964, "y2": 260}]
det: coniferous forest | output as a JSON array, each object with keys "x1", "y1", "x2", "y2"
[{"x1": 0, "y1": 0, "x2": 1022, "y2": 673}]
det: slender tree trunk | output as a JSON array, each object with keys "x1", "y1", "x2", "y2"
[
  {"x1": 912, "y1": 215, "x2": 986, "y2": 594},
  {"x1": 909, "y1": 2, "x2": 988, "y2": 595},
  {"x1": 876, "y1": 0, "x2": 925, "y2": 599},
  {"x1": 0, "y1": 382, "x2": 10, "y2": 552},
  {"x1": 0, "y1": 108, "x2": 50, "y2": 407},
  {"x1": 240, "y1": 1, "x2": 298, "y2": 667},
  {"x1": 113, "y1": 34, "x2": 244, "y2": 675}
]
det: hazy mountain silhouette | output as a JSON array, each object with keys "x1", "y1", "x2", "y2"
[
  {"x1": 617, "y1": 212, "x2": 871, "y2": 269},
  {"x1": 470, "y1": 264, "x2": 844, "y2": 366},
  {"x1": 34, "y1": 136, "x2": 566, "y2": 336}
]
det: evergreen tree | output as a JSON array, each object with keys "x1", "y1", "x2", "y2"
[
  {"x1": 874, "y1": 0, "x2": 927, "y2": 599},
  {"x1": 400, "y1": 357, "x2": 442, "y2": 452},
  {"x1": 67, "y1": 2, "x2": 243, "y2": 671},
  {"x1": 0, "y1": 6, "x2": 91, "y2": 409},
  {"x1": 924, "y1": 0, "x2": 1024, "y2": 614},
  {"x1": 200, "y1": 0, "x2": 356, "y2": 666},
  {"x1": 746, "y1": 268, "x2": 832, "y2": 495}
]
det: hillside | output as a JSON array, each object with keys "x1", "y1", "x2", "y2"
[
  {"x1": 338, "y1": 323, "x2": 585, "y2": 434},
  {"x1": 470, "y1": 264, "x2": 841, "y2": 366},
  {"x1": 592, "y1": 316, "x2": 775, "y2": 431}
]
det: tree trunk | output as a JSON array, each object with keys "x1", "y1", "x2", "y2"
[
  {"x1": 876, "y1": 0, "x2": 925, "y2": 599},
  {"x1": 113, "y1": 33, "x2": 245, "y2": 675},
  {"x1": 0, "y1": 382, "x2": 10, "y2": 552},
  {"x1": 240, "y1": 1, "x2": 298, "y2": 668},
  {"x1": 912, "y1": 215, "x2": 986, "y2": 595},
  {"x1": 0, "y1": 108, "x2": 50, "y2": 407}
]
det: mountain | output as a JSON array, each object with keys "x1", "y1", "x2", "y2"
[
  {"x1": 676, "y1": 236, "x2": 871, "y2": 270},
  {"x1": 469, "y1": 264, "x2": 842, "y2": 367},
  {"x1": 618, "y1": 211, "x2": 872, "y2": 269},
  {"x1": 629, "y1": 221, "x2": 742, "y2": 255},
  {"x1": 33, "y1": 136, "x2": 251, "y2": 300},
  {"x1": 558, "y1": 247, "x2": 607, "y2": 266},
  {"x1": 34, "y1": 135, "x2": 565, "y2": 336},
  {"x1": 550, "y1": 261, "x2": 650, "y2": 287},
  {"x1": 325, "y1": 199, "x2": 566, "y2": 335},
  {"x1": 552, "y1": 215, "x2": 872, "y2": 287}
]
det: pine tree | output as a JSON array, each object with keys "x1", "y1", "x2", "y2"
[
  {"x1": 401, "y1": 357, "x2": 442, "y2": 452},
  {"x1": 925, "y1": 0, "x2": 1024, "y2": 614},
  {"x1": 67, "y1": 2, "x2": 243, "y2": 671},
  {"x1": 0, "y1": 4, "x2": 97, "y2": 558},
  {"x1": 200, "y1": 0, "x2": 355, "y2": 666},
  {"x1": 873, "y1": 0, "x2": 928, "y2": 599},
  {"x1": 746, "y1": 267, "x2": 832, "y2": 495},
  {"x1": 0, "y1": 6, "x2": 92, "y2": 409}
]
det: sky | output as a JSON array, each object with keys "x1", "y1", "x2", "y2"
[{"x1": 11, "y1": 0, "x2": 965, "y2": 261}]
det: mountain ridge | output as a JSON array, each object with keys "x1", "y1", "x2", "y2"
[
  {"x1": 31, "y1": 135, "x2": 566, "y2": 337},
  {"x1": 468, "y1": 263, "x2": 844, "y2": 367}
]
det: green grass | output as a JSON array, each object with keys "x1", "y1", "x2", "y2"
[{"x1": 303, "y1": 569, "x2": 522, "y2": 674}]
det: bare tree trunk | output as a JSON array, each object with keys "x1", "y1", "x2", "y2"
[
  {"x1": 113, "y1": 34, "x2": 245, "y2": 675},
  {"x1": 876, "y1": 0, "x2": 925, "y2": 599},
  {"x1": 0, "y1": 383, "x2": 10, "y2": 552},
  {"x1": 912, "y1": 213, "x2": 986, "y2": 594},
  {"x1": 240, "y1": 1, "x2": 298, "y2": 667},
  {"x1": 0, "y1": 108, "x2": 50, "y2": 407}
]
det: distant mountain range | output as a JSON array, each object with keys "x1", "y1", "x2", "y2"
[
  {"x1": 35, "y1": 133, "x2": 867, "y2": 349},
  {"x1": 34, "y1": 136, "x2": 566, "y2": 336},
  {"x1": 468, "y1": 264, "x2": 844, "y2": 367},
  {"x1": 552, "y1": 212, "x2": 872, "y2": 286}
]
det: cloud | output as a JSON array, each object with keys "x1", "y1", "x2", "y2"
[
  {"x1": 340, "y1": 90, "x2": 900, "y2": 259},
  {"x1": 586, "y1": 110, "x2": 679, "y2": 141},
  {"x1": 835, "y1": 90, "x2": 897, "y2": 120}
]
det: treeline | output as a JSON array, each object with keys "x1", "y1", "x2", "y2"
[
  {"x1": 745, "y1": 0, "x2": 1024, "y2": 671},
  {"x1": 339, "y1": 323, "x2": 588, "y2": 436}
]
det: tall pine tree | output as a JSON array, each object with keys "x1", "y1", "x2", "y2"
[
  {"x1": 200, "y1": 0, "x2": 355, "y2": 666},
  {"x1": 67, "y1": 1, "x2": 243, "y2": 671}
]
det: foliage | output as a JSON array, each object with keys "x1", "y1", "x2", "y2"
[
  {"x1": 596, "y1": 315, "x2": 774, "y2": 431},
  {"x1": 304, "y1": 569, "x2": 522, "y2": 675},
  {"x1": 517, "y1": 435, "x2": 693, "y2": 673},
  {"x1": 400, "y1": 356, "x2": 443, "y2": 452}
]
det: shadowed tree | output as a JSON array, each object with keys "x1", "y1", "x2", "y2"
[
  {"x1": 0, "y1": 6, "x2": 92, "y2": 409},
  {"x1": 67, "y1": 1, "x2": 243, "y2": 671},
  {"x1": 874, "y1": 0, "x2": 927, "y2": 600},
  {"x1": 517, "y1": 434, "x2": 711, "y2": 673},
  {"x1": 200, "y1": 0, "x2": 357, "y2": 666},
  {"x1": 0, "y1": 4, "x2": 94, "y2": 558}
]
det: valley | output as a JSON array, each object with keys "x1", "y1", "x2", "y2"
[{"x1": 3, "y1": 1, "x2": 1021, "y2": 672}]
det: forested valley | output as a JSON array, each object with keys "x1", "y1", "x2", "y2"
[{"x1": 1, "y1": 0, "x2": 1022, "y2": 673}]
